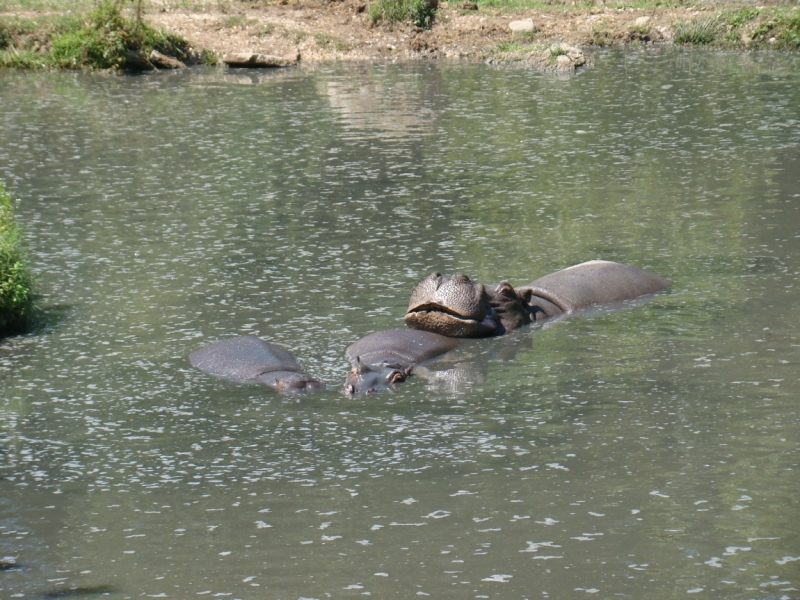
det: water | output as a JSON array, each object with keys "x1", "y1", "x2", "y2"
[{"x1": 0, "y1": 49, "x2": 799, "y2": 599}]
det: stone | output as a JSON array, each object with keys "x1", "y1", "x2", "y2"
[
  {"x1": 223, "y1": 53, "x2": 297, "y2": 68},
  {"x1": 509, "y1": 18, "x2": 536, "y2": 33},
  {"x1": 555, "y1": 54, "x2": 573, "y2": 69},
  {"x1": 124, "y1": 50, "x2": 154, "y2": 71},
  {"x1": 149, "y1": 50, "x2": 186, "y2": 69},
  {"x1": 635, "y1": 16, "x2": 651, "y2": 26},
  {"x1": 459, "y1": 1, "x2": 478, "y2": 9}
]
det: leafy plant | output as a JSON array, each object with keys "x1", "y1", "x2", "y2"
[
  {"x1": 368, "y1": 0, "x2": 437, "y2": 28},
  {"x1": 776, "y1": 16, "x2": 800, "y2": 49},
  {"x1": 727, "y1": 8, "x2": 759, "y2": 28},
  {"x1": 0, "y1": 182, "x2": 37, "y2": 335}
]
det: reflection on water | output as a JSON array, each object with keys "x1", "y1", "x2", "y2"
[{"x1": 1, "y1": 50, "x2": 799, "y2": 598}]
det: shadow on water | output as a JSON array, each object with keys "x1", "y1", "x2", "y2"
[
  {"x1": 0, "y1": 305, "x2": 72, "y2": 344},
  {"x1": 41, "y1": 585, "x2": 116, "y2": 598}
]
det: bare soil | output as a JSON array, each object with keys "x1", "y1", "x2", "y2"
[{"x1": 143, "y1": 2, "x2": 717, "y2": 63}]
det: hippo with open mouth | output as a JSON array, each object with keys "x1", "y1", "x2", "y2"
[{"x1": 190, "y1": 260, "x2": 670, "y2": 393}]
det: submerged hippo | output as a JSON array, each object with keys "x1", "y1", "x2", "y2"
[
  {"x1": 344, "y1": 329, "x2": 460, "y2": 394},
  {"x1": 190, "y1": 260, "x2": 670, "y2": 393},
  {"x1": 188, "y1": 335, "x2": 325, "y2": 392},
  {"x1": 189, "y1": 329, "x2": 459, "y2": 395},
  {"x1": 405, "y1": 260, "x2": 670, "y2": 337}
]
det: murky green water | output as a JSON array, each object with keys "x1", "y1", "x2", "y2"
[{"x1": 1, "y1": 49, "x2": 799, "y2": 599}]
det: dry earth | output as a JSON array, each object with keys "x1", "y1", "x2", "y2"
[{"x1": 145, "y1": 1, "x2": 710, "y2": 63}]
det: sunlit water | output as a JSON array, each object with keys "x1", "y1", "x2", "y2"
[{"x1": 1, "y1": 49, "x2": 799, "y2": 599}]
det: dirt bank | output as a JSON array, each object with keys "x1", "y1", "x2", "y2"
[
  {"x1": 143, "y1": 1, "x2": 796, "y2": 62},
  {"x1": 1, "y1": 1, "x2": 797, "y2": 70}
]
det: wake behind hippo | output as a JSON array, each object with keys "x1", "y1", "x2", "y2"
[{"x1": 405, "y1": 260, "x2": 670, "y2": 337}]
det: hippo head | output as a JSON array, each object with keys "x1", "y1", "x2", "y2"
[
  {"x1": 343, "y1": 358, "x2": 412, "y2": 394},
  {"x1": 485, "y1": 281, "x2": 532, "y2": 334},
  {"x1": 405, "y1": 273, "x2": 498, "y2": 337}
]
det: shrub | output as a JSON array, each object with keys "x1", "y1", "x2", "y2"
[
  {"x1": 776, "y1": 16, "x2": 800, "y2": 50},
  {"x1": 0, "y1": 12, "x2": 190, "y2": 70},
  {"x1": 674, "y1": 17, "x2": 721, "y2": 45},
  {"x1": 368, "y1": 0, "x2": 437, "y2": 28},
  {"x1": 0, "y1": 183, "x2": 37, "y2": 335}
]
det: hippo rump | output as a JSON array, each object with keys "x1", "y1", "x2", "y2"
[{"x1": 405, "y1": 260, "x2": 670, "y2": 337}]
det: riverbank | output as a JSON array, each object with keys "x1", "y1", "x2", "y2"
[{"x1": 1, "y1": 0, "x2": 798, "y2": 70}]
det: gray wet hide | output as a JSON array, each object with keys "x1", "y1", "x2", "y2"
[
  {"x1": 519, "y1": 260, "x2": 671, "y2": 313},
  {"x1": 346, "y1": 329, "x2": 461, "y2": 370},
  {"x1": 343, "y1": 329, "x2": 462, "y2": 394},
  {"x1": 189, "y1": 336, "x2": 323, "y2": 391}
]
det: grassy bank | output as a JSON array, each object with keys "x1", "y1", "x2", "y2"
[
  {"x1": 0, "y1": 183, "x2": 36, "y2": 336},
  {"x1": 0, "y1": 0, "x2": 197, "y2": 70}
]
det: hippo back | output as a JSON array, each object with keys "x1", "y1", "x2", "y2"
[
  {"x1": 346, "y1": 329, "x2": 460, "y2": 369},
  {"x1": 518, "y1": 260, "x2": 670, "y2": 313}
]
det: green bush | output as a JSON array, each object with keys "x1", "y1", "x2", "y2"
[
  {"x1": 0, "y1": 183, "x2": 37, "y2": 335},
  {"x1": 50, "y1": 1, "x2": 189, "y2": 69},
  {"x1": 1, "y1": 1, "x2": 191, "y2": 71},
  {"x1": 674, "y1": 17, "x2": 721, "y2": 45},
  {"x1": 368, "y1": 0, "x2": 437, "y2": 28},
  {"x1": 777, "y1": 16, "x2": 800, "y2": 50}
]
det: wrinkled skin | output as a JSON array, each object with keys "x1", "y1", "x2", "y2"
[
  {"x1": 344, "y1": 329, "x2": 461, "y2": 394},
  {"x1": 405, "y1": 273, "x2": 498, "y2": 337},
  {"x1": 189, "y1": 335, "x2": 324, "y2": 392}
]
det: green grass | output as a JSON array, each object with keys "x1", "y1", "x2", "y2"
[
  {"x1": 0, "y1": 182, "x2": 37, "y2": 336},
  {"x1": 668, "y1": 6, "x2": 799, "y2": 49},
  {"x1": 368, "y1": 0, "x2": 437, "y2": 28},
  {"x1": 312, "y1": 32, "x2": 351, "y2": 52},
  {"x1": 0, "y1": 1, "x2": 191, "y2": 70},
  {"x1": 219, "y1": 14, "x2": 254, "y2": 29},
  {"x1": 673, "y1": 16, "x2": 721, "y2": 45}
]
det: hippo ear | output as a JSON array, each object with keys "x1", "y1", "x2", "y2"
[
  {"x1": 517, "y1": 287, "x2": 534, "y2": 304},
  {"x1": 496, "y1": 281, "x2": 516, "y2": 298},
  {"x1": 353, "y1": 357, "x2": 373, "y2": 375},
  {"x1": 389, "y1": 365, "x2": 413, "y2": 384}
]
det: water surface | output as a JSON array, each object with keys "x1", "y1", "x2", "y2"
[{"x1": 1, "y1": 50, "x2": 799, "y2": 599}]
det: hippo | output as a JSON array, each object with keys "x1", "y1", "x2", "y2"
[
  {"x1": 188, "y1": 335, "x2": 325, "y2": 392},
  {"x1": 190, "y1": 260, "x2": 670, "y2": 393},
  {"x1": 189, "y1": 329, "x2": 459, "y2": 395},
  {"x1": 405, "y1": 260, "x2": 670, "y2": 337},
  {"x1": 344, "y1": 329, "x2": 461, "y2": 394}
]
